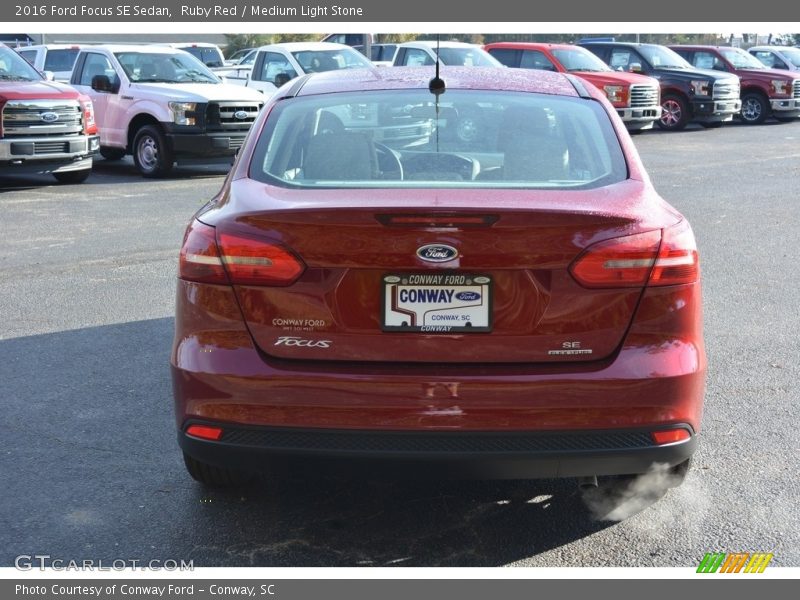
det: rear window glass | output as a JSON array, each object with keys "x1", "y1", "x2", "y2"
[
  {"x1": 43, "y1": 48, "x2": 79, "y2": 72},
  {"x1": 250, "y1": 89, "x2": 627, "y2": 190},
  {"x1": 182, "y1": 47, "x2": 224, "y2": 68}
]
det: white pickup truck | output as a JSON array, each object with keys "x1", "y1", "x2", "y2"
[
  {"x1": 220, "y1": 42, "x2": 372, "y2": 95},
  {"x1": 70, "y1": 45, "x2": 264, "y2": 177}
]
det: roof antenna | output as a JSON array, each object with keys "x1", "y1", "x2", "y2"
[{"x1": 428, "y1": 34, "x2": 445, "y2": 96}]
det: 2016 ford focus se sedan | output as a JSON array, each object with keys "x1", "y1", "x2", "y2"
[{"x1": 171, "y1": 66, "x2": 705, "y2": 489}]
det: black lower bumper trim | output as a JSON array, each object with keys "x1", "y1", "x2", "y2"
[
  {"x1": 179, "y1": 423, "x2": 697, "y2": 480},
  {"x1": 164, "y1": 130, "x2": 248, "y2": 157}
]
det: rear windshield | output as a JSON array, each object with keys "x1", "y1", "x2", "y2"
[
  {"x1": 182, "y1": 46, "x2": 224, "y2": 68},
  {"x1": 438, "y1": 48, "x2": 501, "y2": 67},
  {"x1": 43, "y1": 48, "x2": 79, "y2": 72},
  {"x1": 250, "y1": 89, "x2": 627, "y2": 189},
  {"x1": 291, "y1": 48, "x2": 371, "y2": 73}
]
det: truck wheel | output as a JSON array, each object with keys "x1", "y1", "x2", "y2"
[
  {"x1": 100, "y1": 147, "x2": 125, "y2": 161},
  {"x1": 53, "y1": 169, "x2": 91, "y2": 184},
  {"x1": 183, "y1": 452, "x2": 254, "y2": 487},
  {"x1": 133, "y1": 125, "x2": 174, "y2": 178},
  {"x1": 740, "y1": 92, "x2": 769, "y2": 125},
  {"x1": 658, "y1": 94, "x2": 690, "y2": 131}
]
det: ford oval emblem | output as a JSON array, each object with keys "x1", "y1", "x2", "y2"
[
  {"x1": 40, "y1": 111, "x2": 59, "y2": 123},
  {"x1": 455, "y1": 291, "x2": 481, "y2": 301},
  {"x1": 416, "y1": 244, "x2": 458, "y2": 263},
  {"x1": 233, "y1": 110, "x2": 248, "y2": 120}
]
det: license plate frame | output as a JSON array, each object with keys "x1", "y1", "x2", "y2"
[{"x1": 381, "y1": 272, "x2": 493, "y2": 333}]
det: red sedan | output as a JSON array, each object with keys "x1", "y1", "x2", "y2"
[{"x1": 171, "y1": 67, "x2": 705, "y2": 490}]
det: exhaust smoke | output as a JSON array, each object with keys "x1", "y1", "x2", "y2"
[{"x1": 581, "y1": 462, "x2": 686, "y2": 521}]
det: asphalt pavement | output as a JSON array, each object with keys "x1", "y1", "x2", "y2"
[{"x1": 1, "y1": 121, "x2": 798, "y2": 567}]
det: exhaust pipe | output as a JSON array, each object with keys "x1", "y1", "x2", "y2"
[{"x1": 578, "y1": 475, "x2": 598, "y2": 489}]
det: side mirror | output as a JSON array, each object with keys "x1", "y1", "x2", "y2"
[
  {"x1": 91, "y1": 74, "x2": 119, "y2": 94},
  {"x1": 42, "y1": 70, "x2": 55, "y2": 81},
  {"x1": 629, "y1": 62, "x2": 643, "y2": 73}
]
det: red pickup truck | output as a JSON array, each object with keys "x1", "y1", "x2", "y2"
[
  {"x1": 485, "y1": 42, "x2": 660, "y2": 131},
  {"x1": 670, "y1": 45, "x2": 800, "y2": 124},
  {"x1": 1, "y1": 43, "x2": 98, "y2": 184}
]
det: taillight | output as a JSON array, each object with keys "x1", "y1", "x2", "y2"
[
  {"x1": 218, "y1": 231, "x2": 305, "y2": 286},
  {"x1": 649, "y1": 219, "x2": 699, "y2": 286},
  {"x1": 178, "y1": 220, "x2": 228, "y2": 284},
  {"x1": 570, "y1": 220, "x2": 699, "y2": 289},
  {"x1": 78, "y1": 95, "x2": 96, "y2": 134},
  {"x1": 570, "y1": 229, "x2": 661, "y2": 288},
  {"x1": 179, "y1": 221, "x2": 306, "y2": 286}
]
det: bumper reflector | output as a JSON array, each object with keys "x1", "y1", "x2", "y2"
[
  {"x1": 186, "y1": 424, "x2": 224, "y2": 441},
  {"x1": 651, "y1": 429, "x2": 691, "y2": 445}
]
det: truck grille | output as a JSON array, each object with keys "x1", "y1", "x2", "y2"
[
  {"x1": 629, "y1": 83, "x2": 659, "y2": 108},
  {"x1": 713, "y1": 79, "x2": 740, "y2": 101},
  {"x1": 1, "y1": 100, "x2": 82, "y2": 138},
  {"x1": 793, "y1": 79, "x2": 800, "y2": 99},
  {"x1": 206, "y1": 102, "x2": 262, "y2": 131}
]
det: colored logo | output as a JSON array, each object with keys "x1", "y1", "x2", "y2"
[
  {"x1": 233, "y1": 110, "x2": 249, "y2": 120},
  {"x1": 455, "y1": 291, "x2": 481, "y2": 301},
  {"x1": 697, "y1": 552, "x2": 773, "y2": 573},
  {"x1": 416, "y1": 244, "x2": 458, "y2": 263},
  {"x1": 40, "y1": 112, "x2": 59, "y2": 123}
]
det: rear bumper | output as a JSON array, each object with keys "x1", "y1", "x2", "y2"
[
  {"x1": 171, "y1": 279, "x2": 706, "y2": 478},
  {"x1": 616, "y1": 106, "x2": 659, "y2": 130},
  {"x1": 691, "y1": 98, "x2": 742, "y2": 122},
  {"x1": 179, "y1": 423, "x2": 697, "y2": 479}
]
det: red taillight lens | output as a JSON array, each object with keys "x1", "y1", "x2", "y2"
[
  {"x1": 178, "y1": 220, "x2": 228, "y2": 284},
  {"x1": 570, "y1": 230, "x2": 661, "y2": 288},
  {"x1": 570, "y1": 220, "x2": 700, "y2": 289},
  {"x1": 186, "y1": 424, "x2": 223, "y2": 441},
  {"x1": 649, "y1": 219, "x2": 699, "y2": 286},
  {"x1": 652, "y1": 429, "x2": 691, "y2": 445},
  {"x1": 218, "y1": 231, "x2": 305, "y2": 286}
]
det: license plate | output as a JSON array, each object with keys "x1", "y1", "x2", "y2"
[{"x1": 382, "y1": 273, "x2": 492, "y2": 333}]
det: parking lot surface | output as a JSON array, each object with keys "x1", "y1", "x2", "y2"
[{"x1": 2, "y1": 122, "x2": 799, "y2": 567}]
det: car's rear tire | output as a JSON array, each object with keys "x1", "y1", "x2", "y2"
[
  {"x1": 53, "y1": 169, "x2": 91, "y2": 184},
  {"x1": 658, "y1": 94, "x2": 690, "y2": 131},
  {"x1": 182, "y1": 452, "x2": 254, "y2": 487},
  {"x1": 100, "y1": 147, "x2": 126, "y2": 161},
  {"x1": 133, "y1": 125, "x2": 174, "y2": 178},
  {"x1": 740, "y1": 92, "x2": 769, "y2": 125}
]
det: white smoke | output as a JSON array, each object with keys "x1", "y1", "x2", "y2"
[{"x1": 582, "y1": 462, "x2": 686, "y2": 521}]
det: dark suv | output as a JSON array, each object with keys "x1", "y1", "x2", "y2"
[{"x1": 580, "y1": 42, "x2": 742, "y2": 130}]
